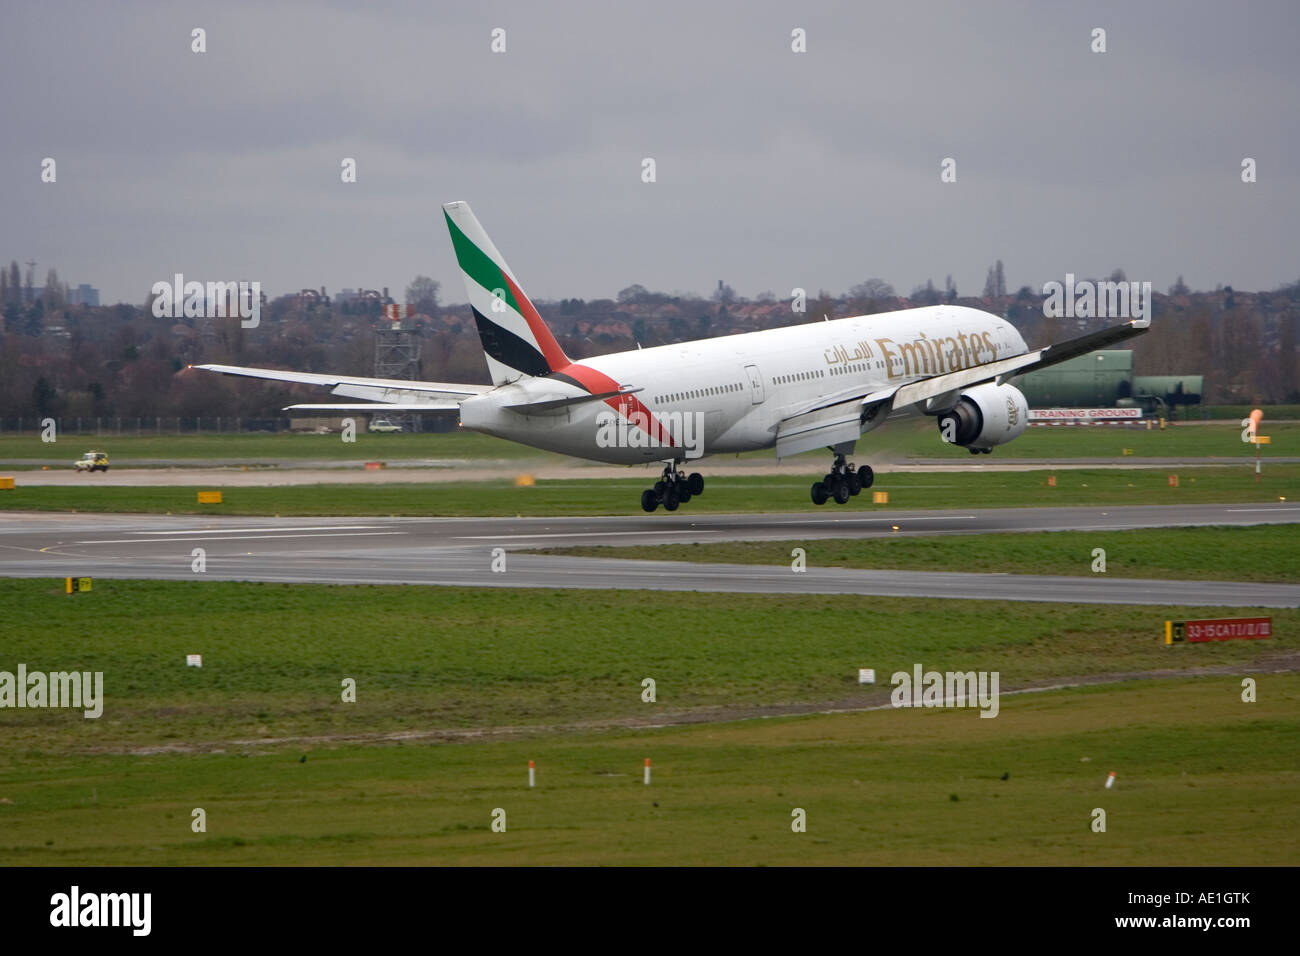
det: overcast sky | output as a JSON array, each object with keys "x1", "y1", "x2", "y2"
[{"x1": 2, "y1": 0, "x2": 1297, "y2": 306}]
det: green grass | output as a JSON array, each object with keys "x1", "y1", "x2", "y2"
[
  {"x1": 545, "y1": 525, "x2": 1300, "y2": 583},
  {"x1": 0, "y1": 466, "x2": 1296, "y2": 516},
  {"x1": 1, "y1": 579, "x2": 1291, "y2": 755},
  {"x1": 2, "y1": 677, "x2": 1296, "y2": 865},
  {"x1": 0, "y1": 419, "x2": 1292, "y2": 466},
  {"x1": 1, "y1": 579, "x2": 1292, "y2": 865}
]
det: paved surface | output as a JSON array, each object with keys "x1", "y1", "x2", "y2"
[
  {"x1": 2, "y1": 503, "x2": 1297, "y2": 606},
  {"x1": 2, "y1": 457, "x2": 1290, "y2": 485}
]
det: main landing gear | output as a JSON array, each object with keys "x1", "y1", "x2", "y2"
[
  {"x1": 810, "y1": 454, "x2": 873, "y2": 506},
  {"x1": 641, "y1": 464, "x2": 705, "y2": 512}
]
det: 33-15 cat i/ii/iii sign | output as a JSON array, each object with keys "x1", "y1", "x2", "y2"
[{"x1": 1166, "y1": 617, "x2": 1272, "y2": 644}]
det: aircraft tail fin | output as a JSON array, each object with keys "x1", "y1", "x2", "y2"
[{"x1": 443, "y1": 201, "x2": 570, "y2": 385}]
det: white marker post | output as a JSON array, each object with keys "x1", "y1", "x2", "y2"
[
  {"x1": 1105, "y1": 771, "x2": 1116, "y2": 789},
  {"x1": 528, "y1": 760, "x2": 535, "y2": 788},
  {"x1": 644, "y1": 758, "x2": 651, "y2": 785}
]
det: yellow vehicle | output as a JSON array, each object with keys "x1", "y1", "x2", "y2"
[{"x1": 73, "y1": 451, "x2": 110, "y2": 473}]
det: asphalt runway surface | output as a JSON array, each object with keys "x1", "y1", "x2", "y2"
[
  {"x1": 3, "y1": 502, "x2": 1297, "y2": 606},
  {"x1": 4, "y1": 456, "x2": 1294, "y2": 485}
]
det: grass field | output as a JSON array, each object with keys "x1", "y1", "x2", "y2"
[
  {"x1": 545, "y1": 525, "x2": 1300, "y2": 583},
  {"x1": 1, "y1": 466, "x2": 1296, "y2": 516},
  {"x1": 2, "y1": 677, "x2": 1295, "y2": 865},
  {"x1": 0, "y1": 418, "x2": 1292, "y2": 466},
  {"x1": 1, "y1": 579, "x2": 1290, "y2": 754},
  {"x1": 1, "y1": 579, "x2": 1292, "y2": 864}
]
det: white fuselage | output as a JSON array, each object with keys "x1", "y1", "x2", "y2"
[{"x1": 458, "y1": 305, "x2": 1027, "y2": 463}]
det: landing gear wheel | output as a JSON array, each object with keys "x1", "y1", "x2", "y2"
[
  {"x1": 640, "y1": 489, "x2": 659, "y2": 513},
  {"x1": 663, "y1": 485, "x2": 680, "y2": 511},
  {"x1": 857, "y1": 465, "x2": 874, "y2": 488},
  {"x1": 832, "y1": 479, "x2": 851, "y2": 504},
  {"x1": 847, "y1": 473, "x2": 862, "y2": 496},
  {"x1": 676, "y1": 483, "x2": 692, "y2": 504},
  {"x1": 811, "y1": 481, "x2": 829, "y2": 505},
  {"x1": 653, "y1": 480, "x2": 666, "y2": 495},
  {"x1": 687, "y1": 472, "x2": 704, "y2": 496}
]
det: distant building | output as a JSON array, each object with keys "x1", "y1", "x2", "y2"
[
  {"x1": 1015, "y1": 350, "x2": 1203, "y2": 416},
  {"x1": 70, "y1": 284, "x2": 100, "y2": 306}
]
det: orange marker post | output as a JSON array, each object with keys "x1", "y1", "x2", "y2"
[
  {"x1": 528, "y1": 760, "x2": 535, "y2": 788},
  {"x1": 644, "y1": 758, "x2": 651, "y2": 785},
  {"x1": 1105, "y1": 771, "x2": 1116, "y2": 789}
]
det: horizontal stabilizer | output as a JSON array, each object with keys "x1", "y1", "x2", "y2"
[
  {"x1": 193, "y1": 363, "x2": 489, "y2": 400},
  {"x1": 501, "y1": 386, "x2": 642, "y2": 412}
]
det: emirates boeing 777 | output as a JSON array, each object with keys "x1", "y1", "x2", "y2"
[{"x1": 198, "y1": 202, "x2": 1150, "y2": 512}]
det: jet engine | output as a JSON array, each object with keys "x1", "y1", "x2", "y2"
[{"x1": 936, "y1": 382, "x2": 1029, "y2": 453}]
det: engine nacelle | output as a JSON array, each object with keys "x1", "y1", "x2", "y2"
[{"x1": 936, "y1": 383, "x2": 1028, "y2": 451}]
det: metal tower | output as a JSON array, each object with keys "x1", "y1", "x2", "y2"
[{"x1": 374, "y1": 304, "x2": 421, "y2": 433}]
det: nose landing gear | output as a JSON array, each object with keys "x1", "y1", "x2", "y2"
[{"x1": 810, "y1": 454, "x2": 873, "y2": 506}]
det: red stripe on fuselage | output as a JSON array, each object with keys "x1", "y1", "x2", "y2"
[
  {"x1": 558, "y1": 362, "x2": 677, "y2": 448},
  {"x1": 500, "y1": 272, "x2": 570, "y2": 372}
]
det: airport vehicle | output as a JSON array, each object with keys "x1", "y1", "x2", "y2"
[
  {"x1": 198, "y1": 202, "x2": 1150, "y2": 511},
  {"x1": 73, "y1": 451, "x2": 110, "y2": 473},
  {"x1": 368, "y1": 419, "x2": 403, "y2": 433}
]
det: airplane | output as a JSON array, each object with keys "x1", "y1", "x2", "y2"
[{"x1": 197, "y1": 201, "x2": 1150, "y2": 512}]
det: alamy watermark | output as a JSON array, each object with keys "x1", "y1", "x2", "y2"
[
  {"x1": 150, "y1": 272, "x2": 261, "y2": 328},
  {"x1": 891, "y1": 664, "x2": 999, "y2": 718},
  {"x1": 50, "y1": 886, "x2": 150, "y2": 935},
  {"x1": 1042, "y1": 273, "x2": 1151, "y2": 322},
  {"x1": 0, "y1": 664, "x2": 103, "y2": 718},
  {"x1": 595, "y1": 409, "x2": 705, "y2": 459}
]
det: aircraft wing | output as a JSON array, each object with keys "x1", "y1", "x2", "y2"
[
  {"x1": 775, "y1": 318, "x2": 1149, "y2": 457},
  {"x1": 280, "y1": 403, "x2": 463, "y2": 412},
  {"x1": 192, "y1": 363, "x2": 491, "y2": 404}
]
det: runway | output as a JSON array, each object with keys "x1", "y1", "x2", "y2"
[
  {"x1": 4, "y1": 457, "x2": 1293, "y2": 486},
  {"x1": 2, "y1": 502, "x2": 1297, "y2": 606}
]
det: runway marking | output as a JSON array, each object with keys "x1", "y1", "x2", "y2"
[
  {"x1": 70, "y1": 531, "x2": 409, "y2": 545},
  {"x1": 134, "y1": 525, "x2": 386, "y2": 534},
  {"x1": 1225, "y1": 507, "x2": 1300, "y2": 513},
  {"x1": 454, "y1": 530, "x2": 723, "y2": 540}
]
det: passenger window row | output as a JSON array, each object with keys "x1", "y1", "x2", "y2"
[{"x1": 654, "y1": 381, "x2": 744, "y2": 404}]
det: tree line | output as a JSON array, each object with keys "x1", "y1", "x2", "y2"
[{"x1": 2, "y1": 263, "x2": 1297, "y2": 421}]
